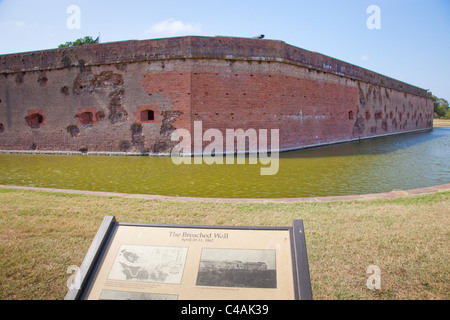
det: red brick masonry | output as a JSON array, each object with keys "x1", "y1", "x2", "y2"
[{"x1": 0, "y1": 36, "x2": 433, "y2": 154}]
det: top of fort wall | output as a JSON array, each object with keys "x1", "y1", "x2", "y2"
[{"x1": 0, "y1": 36, "x2": 430, "y2": 97}]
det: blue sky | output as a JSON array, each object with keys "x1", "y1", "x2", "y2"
[{"x1": 0, "y1": 0, "x2": 449, "y2": 100}]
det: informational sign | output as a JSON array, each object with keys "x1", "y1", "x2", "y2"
[{"x1": 65, "y1": 216, "x2": 312, "y2": 300}]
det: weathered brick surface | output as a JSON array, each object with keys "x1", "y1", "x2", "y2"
[{"x1": 0, "y1": 36, "x2": 434, "y2": 154}]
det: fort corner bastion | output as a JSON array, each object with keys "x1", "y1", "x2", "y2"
[{"x1": 0, "y1": 36, "x2": 433, "y2": 155}]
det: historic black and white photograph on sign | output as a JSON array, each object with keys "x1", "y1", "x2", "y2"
[
  {"x1": 196, "y1": 248, "x2": 277, "y2": 288},
  {"x1": 108, "y1": 245, "x2": 188, "y2": 284}
]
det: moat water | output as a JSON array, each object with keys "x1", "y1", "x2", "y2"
[{"x1": 0, "y1": 127, "x2": 449, "y2": 198}]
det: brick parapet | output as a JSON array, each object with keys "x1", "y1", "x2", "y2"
[{"x1": 0, "y1": 36, "x2": 430, "y2": 98}]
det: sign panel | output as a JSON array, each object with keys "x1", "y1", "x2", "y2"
[{"x1": 65, "y1": 217, "x2": 312, "y2": 300}]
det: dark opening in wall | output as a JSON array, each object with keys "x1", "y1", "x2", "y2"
[
  {"x1": 25, "y1": 111, "x2": 45, "y2": 129},
  {"x1": 390, "y1": 111, "x2": 394, "y2": 119},
  {"x1": 79, "y1": 112, "x2": 94, "y2": 125},
  {"x1": 134, "y1": 105, "x2": 160, "y2": 124},
  {"x1": 365, "y1": 111, "x2": 371, "y2": 120},
  {"x1": 141, "y1": 109, "x2": 154, "y2": 121},
  {"x1": 348, "y1": 111, "x2": 354, "y2": 120},
  {"x1": 375, "y1": 111, "x2": 383, "y2": 120},
  {"x1": 399, "y1": 112, "x2": 403, "y2": 121},
  {"x1": 0, "y1": 123, "x2": 4, "y2": 134},
  {"x1": 75, "y1": 107, "x2": 98, "y2": 126}
]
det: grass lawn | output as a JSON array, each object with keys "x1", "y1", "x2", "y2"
[
  {"x1": 0, "y1": 187, "x2": 448, "y2": 300},
  {"x1": 434, "y1": 119, "x2": 450, "y2": 127}
]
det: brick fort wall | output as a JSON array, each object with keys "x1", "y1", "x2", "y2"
[{"x1": 0, "y1": 36, "x2": 434, "y2": 154}]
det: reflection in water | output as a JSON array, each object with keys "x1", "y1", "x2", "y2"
[{"x1": 0, "y1": 128, "x2": 449, "y2": 198}]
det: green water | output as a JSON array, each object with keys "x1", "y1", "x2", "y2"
[{"x1": 0, "y1": 128, "x2": 449, "y2": 198}]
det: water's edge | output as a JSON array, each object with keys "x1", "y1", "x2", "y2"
[
  {"x1": 0, "y1": 127, "x2": 433, "y2": 157},
  {"x1": 1, "y1": 183, "x2": 449, "y2": 203}
]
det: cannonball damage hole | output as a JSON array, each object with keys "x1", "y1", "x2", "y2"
[
  {"x1": 348, "y1": 111, "x2": 354, "y2": 120},
  {"x1": 60, "y1": 86, "x2": 70, "y2": 96},
  {"x1": 67, "y1": 125, "x2": 80, "y2": 137},
  {"x1": 25, "y1": 113, "x2": 44, "y2": 129},
  {"x1": 95, "y1": 111, "x2": 105, "y2": 121}
]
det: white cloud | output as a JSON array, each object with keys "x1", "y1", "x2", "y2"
[
  {"x1": 145, "y1": 18, "x2": 201, "y2": 36},
  {"x1": 15, "y1": 21, "x2": 26, "y2": 27},
  {"x1": 361, "y1": 55, "x2": 370, "y2": 61}
]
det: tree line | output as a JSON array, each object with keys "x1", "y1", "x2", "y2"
[
  {"x1": 58, "y1": 36, "x2": 98, "y2": 48},
  {"x1": 433, "y1": 95, "x2": 450, "y2": 119}
]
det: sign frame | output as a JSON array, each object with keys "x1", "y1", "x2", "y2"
[{"x1": 65, "y1": 216, "x2": 312, "y2": 300}]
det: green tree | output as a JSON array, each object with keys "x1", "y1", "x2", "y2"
[
  {"x1": 443, "y1": 108, "x2": 450, "y2": 120},
  {"x1": 432, "y1": 95, "x2": 449, "y2": 119},
  {"x1": 58, "y1": 36, "x2": 98, "y2": 49}
]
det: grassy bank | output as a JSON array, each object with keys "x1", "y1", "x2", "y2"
[
  {"x1": 0, "y1": 187, "x2": 448, "y2": 300},
  {"x1": 434, "y1": 119, "x2": 450, "y2": 127}
]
